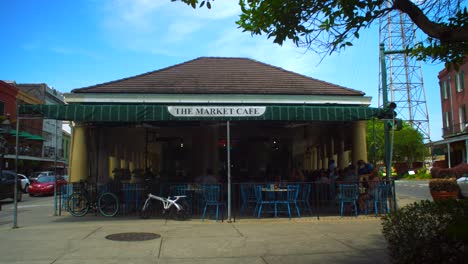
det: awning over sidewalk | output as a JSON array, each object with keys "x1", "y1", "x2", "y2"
[{"x1": 19, "y1": 104, "x2": 380, "y2": 122}]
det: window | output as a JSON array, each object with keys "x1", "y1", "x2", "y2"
[
  {"x1": 445, "y1": 112, "x2": 451, "y2": 129},
  {"x1": 460, "y1": 105, "x2": 467, "y2": 131},
  {"x1": 440, "y1": 79, "x2": 450, "y2": 99},
  {"x1": 456, "y1": 71, "x2": 465, "y2": 92},
  {"x1": 0, "y1": 101, "x2": 4, "y2": 116}
]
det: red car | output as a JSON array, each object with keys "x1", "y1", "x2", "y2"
[{"x1": 28, "y1": 176, "x2": 67, "y2": 196}]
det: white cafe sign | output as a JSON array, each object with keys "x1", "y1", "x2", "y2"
[{"x1": 168, "y1": 106, "x2": 266, "y2": 117}]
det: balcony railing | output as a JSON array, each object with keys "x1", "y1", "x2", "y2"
[
  {"x1": 442, "y1": 122, "x2": 468, "y2": 137},
  {"x1": 6, "y1": 146, "x2": 65, "y2": 160}
]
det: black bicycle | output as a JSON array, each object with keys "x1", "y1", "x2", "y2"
[{"x1": 68, "y1": 181, "x2": 119, "y2": 217}]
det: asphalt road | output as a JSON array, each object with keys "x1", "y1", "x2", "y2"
[
  {"x1": 0, "y1": 194, "x2": 57, "y2": 227},
  {"x1": 394, "y1": 180, "x2": 432, "y2": 207}
]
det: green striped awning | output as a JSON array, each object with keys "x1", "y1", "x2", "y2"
[{"x1": 19, "y1": 104, "x2": 380, "y2": 122}]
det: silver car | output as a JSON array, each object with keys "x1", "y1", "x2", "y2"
[{"x1": 17, "y1": 174, "x2": 31, "y2": 193}]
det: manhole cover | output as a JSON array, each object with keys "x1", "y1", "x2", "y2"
[{"x1": 105, "y1": 232, "x2": 161, "y2": 241}]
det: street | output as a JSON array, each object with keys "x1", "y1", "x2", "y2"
[
  {"x1": 394, "y1": 180, "x2": 432, "y2": 207},
  {"x1": 0, "y1": 194, "x2": 57, "y2": 227}
]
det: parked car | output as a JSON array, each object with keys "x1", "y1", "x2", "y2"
[
  {"x1": 29, "y1": 171, "x2": 55, "y2": 183},
  {"x1": 17, "y1": 174, "x2": 31, "y2": 193},
  {"x1": 0, "y1": 170, "x2": 22, "y2": 202},
  {"x1": 28, "y1": 176, "x2": 67, "y2": 196}
]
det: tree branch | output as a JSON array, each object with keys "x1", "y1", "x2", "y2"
[{"x1": 393, "y1": 0, "x2": 468, "y2": 43}]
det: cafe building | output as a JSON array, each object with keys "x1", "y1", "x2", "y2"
[{"x1": 20, "y1": 57, "x2": 380, "y2": 218}]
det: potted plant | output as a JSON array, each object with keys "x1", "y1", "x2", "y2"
[{"x1": 429, "y1": 178, "x2": 460, "y2": 201}]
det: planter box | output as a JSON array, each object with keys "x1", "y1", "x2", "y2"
[
  {"x1": 430, "y1": 191, "x2": 459, "y2": 201},
  {"x1": 457, "y1": 177, "x2": 468, "y2": 198}
]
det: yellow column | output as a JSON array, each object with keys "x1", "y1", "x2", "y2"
[
  {"x1": 322, "y1": 143, "x2": 328, "y2": 169},
  {"x1": 109, "y1": 156, "x2": 118, "y2": 179},
  {"x1": 352, "y1": 120, "x2": 368, "y2": 169},
  {"x1": 70, "y1": 124, "x2": 88, "y2": 182}
]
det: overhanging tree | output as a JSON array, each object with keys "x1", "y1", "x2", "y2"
[{"x1": 176, "y1": 0, "x2": 467, "y2": 67}]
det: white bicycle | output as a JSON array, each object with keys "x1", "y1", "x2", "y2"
[{"x1": 140, "y1": 193, "x2": 190, "y2": 220}]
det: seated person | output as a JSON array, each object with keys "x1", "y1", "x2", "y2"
[
  {"x1": 358, "y1": 170, "x2": 380, "y2": 212},
  {"x1": 357, "y1": 160, "x2": 374, "y2": 181},
  {"x1": 195, "y1": 168, "x2": 219, "y2": 185},
  {"x1": 289, "y1": 167, "x2": 305, "y2": 182},
  {"x1": 342, "y1": 165, "x2": 358, "y2": 183}
]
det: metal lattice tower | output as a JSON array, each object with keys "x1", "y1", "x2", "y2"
[{"x1": 379, "y1": 6, "x2": 431, "y2": 142}]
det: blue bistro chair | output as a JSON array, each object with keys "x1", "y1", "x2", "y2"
[
  {"x1": 60, "y1": 184, "x2": 73, "y2": 211},
  {"x1": 254, "y1": 185, "x2": 276, "y2": 218},
  {"x1": 372, "y1": 184, "x2": 391, "y2": 216},
  {"x1": 296, "y1": 184, "x2": 312, "y2": 215},
  {"x1": 338, "y1": 184, "x2": 359, "y2": 217},
  {"x1": 276, "y1": 184, "x2": 301, "y2": 219},
  {"x1": 240, "y1": 184, "x2": 257, "y2": 216},
  {"x1": 202, "y1": 185, "x2": 225, "y2": 222}
]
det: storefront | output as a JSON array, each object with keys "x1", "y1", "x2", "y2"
[{"x1": 18, "y1": 57, "x2": 380, "y2": 218}]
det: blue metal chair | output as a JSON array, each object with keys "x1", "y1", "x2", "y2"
[
  {"x1": 240, "y1": 184, "x2": 257, "y2": 216},
  {"x1": 373, "y1": 184, "x2": 391, "y2": 216},
  {"x1": 60, "y1": 184, "x2": 73, "y2": 211},
  {"x1": 276, "y1": 184, "x2": 300, "y2": 219},
  {"x1": 338, "y1": 184, "x2": 359, "y2": 217},
  {"x1": 171, "y1": 184, "x2": 188, "y2": 196},
  {"x1": 254, "y1": 185, "x2": 276, "y2": 218},
  {"x1": 296, "y1": 184, "x2": 312, "y2": 215},
  {"x1": 202, "y1": 185, "x2": 225, "y2": 222}
]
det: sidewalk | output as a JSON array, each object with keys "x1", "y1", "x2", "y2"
[{"x1": 0, "y1": 211, "x2": 389, "y2": 264}]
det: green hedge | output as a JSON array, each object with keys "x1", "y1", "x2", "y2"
[{"x1": 382, "y1": 200, "x2": 467, "y2": 264}]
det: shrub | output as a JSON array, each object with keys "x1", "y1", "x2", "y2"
[
  {"x1": 429, "y1": 178, "x2": 460, "y2": 192},
  {"x1": 402, "y1": 167, "x2": 432, "y2": 180},
  {"x1": 382, "y1": 200, "x2": 467, "y2": 264},
  {"x1": 431, "y1": 163, "x2": 468, "y2": 179}
]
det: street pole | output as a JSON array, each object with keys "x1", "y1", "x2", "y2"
[
  {"x1": 379, "y1": 44, "x2": 392, "y2": 184},
  {"x1": 226, "y1": 120, "x2": 232, "y2": 222},
  {"x1": 13, "y1": 107, "x2": 20, "y2": 228},
  {"x1": 53, "y1": 119, "x2": 58, "y2": 216}
]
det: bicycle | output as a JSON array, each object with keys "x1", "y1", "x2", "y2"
[
  {"x1": 140, "y1": 193, "x2": 190, "y2": 220},
  {"x1": 68, "y1": 181, "x2": 119, "y2": 217}
]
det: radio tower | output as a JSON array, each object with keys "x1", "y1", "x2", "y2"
[{"x1": 379, "y1": 4, "x2": 430, "y2": 142}]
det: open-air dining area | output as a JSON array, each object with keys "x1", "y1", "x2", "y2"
[{"x1": 17, "y1": 57, "x2": 396, "y2": 221}]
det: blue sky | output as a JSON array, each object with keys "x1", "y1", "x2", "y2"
[{"x1": 0, "y1": 0, "x2": 444, "y2": 141}]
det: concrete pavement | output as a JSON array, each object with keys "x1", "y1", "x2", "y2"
[{"x1": 0, "y1": 210, "x2": 389, "y2": 264}]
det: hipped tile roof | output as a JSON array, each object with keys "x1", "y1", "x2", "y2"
[{"x1": 72, "y1": 57, "x2": 364, "y2": 96}]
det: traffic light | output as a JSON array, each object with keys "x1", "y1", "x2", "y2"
[
  {"x1": 386, "y1": 118, "x2": 403, "y2": 131},
  {"x1": 377, "y1": 102, "x2": 397, "y2": 119}
]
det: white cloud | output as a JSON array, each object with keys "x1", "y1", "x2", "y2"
[{"x1": 100, "y1": 0, "x2": 240, "y2": 54}]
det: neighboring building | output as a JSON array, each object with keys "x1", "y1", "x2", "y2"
[
  {"x1": 1, "y1": 82, "x2": 69, "y2": 175},
  {"x1": 62, "y1": 128, "x2": 71, "y2": 165},
  {"x1": 16, "y1": 83, "x2": 66, "y2": 164},
  {"x1": 0, "y1": 81, "x2": 19, "y2": 120},
  {"x1": 432, "y1": 60, "x2": 467, "y2": 167}
]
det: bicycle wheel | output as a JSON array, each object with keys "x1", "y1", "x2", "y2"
[
  {"x1": 170, "y1": 199, "x2": 190, "y2": 221},
  {"x1": 68, "y1": 192, "x2": 90, "y2": 217},
  {"x1": 140, "y1": 199, "x2": 154, "y2": 219},
  {"x1": 98, "y1": 192, "x2": 119, "y2": 217}
]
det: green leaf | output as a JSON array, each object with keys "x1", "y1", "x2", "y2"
[{"x1": 207, "y1": 1, "x2": 211, "y2": 9}]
